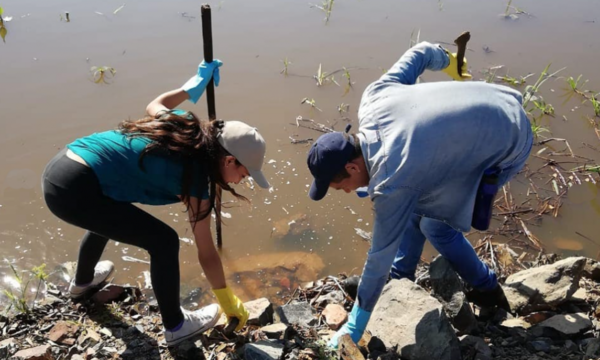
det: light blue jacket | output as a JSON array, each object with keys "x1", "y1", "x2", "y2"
[{"x1": 355, "y1": 42, "x2": 532, "y2": 312}]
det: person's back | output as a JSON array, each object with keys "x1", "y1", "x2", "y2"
[
  {"x1": 358, "y1": 44, "x2": 532, "y2": 231},
  {"x1": 68, "y1": 129, "x2": 207, "y2": 205}
]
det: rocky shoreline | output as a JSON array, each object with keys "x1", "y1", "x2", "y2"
[{"x1": 2, "y1": 253, "x2": 600, "y2": 360}]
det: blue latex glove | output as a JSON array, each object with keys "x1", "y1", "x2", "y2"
[
  {"x1": 182, "y1": 59, "x2": 223, "y2": 104},
  {"x1": 327, "y1": 304, "x2": 372, "y2": 349}
]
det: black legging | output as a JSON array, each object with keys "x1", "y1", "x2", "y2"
[{"x1": 42, "y1": 149, "x2": 184, "y2": 329}]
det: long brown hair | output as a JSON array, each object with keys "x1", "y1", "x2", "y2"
[{"x1": 118, "y1": 110, "x2": 247, "y2": 227}]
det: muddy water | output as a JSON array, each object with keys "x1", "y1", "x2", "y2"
[{"x1": 1, "y1": 0, "x2": 600, "y2": 305}]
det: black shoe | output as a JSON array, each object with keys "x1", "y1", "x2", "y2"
[{"x1": 466, "y1": 284, "x2": 511, "y2": 312}]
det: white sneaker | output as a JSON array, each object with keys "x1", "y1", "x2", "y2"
[
  {"x1": 165, "y1": 304, "x2": 220, "y2": 346},
  {"x1": 68, "y1": 260, "x2": 115, "y2": 299}
]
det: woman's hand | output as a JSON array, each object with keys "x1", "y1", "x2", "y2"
[
  {"x1": 182, "y1": 60, "x2": 223, "y2": 104},
  {"x1": 212, "y1": 287, "x2": 250, "y2": 331}
]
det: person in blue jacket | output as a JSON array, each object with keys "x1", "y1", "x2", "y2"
[
  {"x1": 42, "y1": 60, "x2": 270, "y2": 346},
  {"x1": 306, "y1": 42, "x2": 532, "y2": 347}
]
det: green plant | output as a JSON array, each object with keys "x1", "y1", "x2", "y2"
[
  {"x1": 2, "y1": 261, "x2": 50, "y2": 315},
  {"x1": 504, "y1": 0, "x2": 513, "y2": 17},
  {"x1": 31, "y1": 264, "x2": 49, "y2": 303},
  {"x1": 0, "y1": 7, "x2": 7, "y2": 43},
  {"x1": 90, "y1": 66, "x2": 116, "y2": 84},
  {"x1": 566, "y1": 75, "x2": 588, "y2": 96},
  {"x1": 409, "y1": 28, "x2": 421, "y2": 49},
  {"x1": 532, "y1": 97, "x2": 555, "y2": 117},
  {"x1": 280, "y1": 57, "x2": 292, "y2": 76},
  {"x1": 590, "y1": 95, "x2": 600, "y2": 117},
  {"x1": 497, "y1": 72, "x2": 534, "y2": 86},
  {"x1": 313, "y1": 64, "x2": 337, "y2": 86},
  {"x1": 342, "y1": 67, "x2": 354, "y2": 96},
  {"x1": 310, "y1": 0, "x2": 334, "y2": 23},
  {"x1": 301, "y1": 98, "x2": 322, "y2": 112},
  {"x1": 337, "y1": 103, "x2": 349, "y2": 115},
  {"x1": 3, "y1": 261, "x2": 30, "y2": 314},
  {"x1": 522, "y1": 63, "x2": 565, "y2": 108},
  {"x1": 530, "y1": 121, "x2": 550, "y2": 139}
]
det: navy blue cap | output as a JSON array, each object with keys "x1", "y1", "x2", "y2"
[{"x1": 307, "y1": 124, "x2": 355, "y2": 201}]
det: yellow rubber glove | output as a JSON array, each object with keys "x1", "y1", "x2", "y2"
[
  {"x1": 212, "y1": 287, "x2": 249, "y2": 331},
  {"x1": 441, "y1": 50, "x2": 472, "y2": 81}
]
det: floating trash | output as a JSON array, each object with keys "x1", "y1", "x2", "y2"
[
  {"x1": 122, "y1": 256, "x2": 149, "y2": 265},
  {"x1": 354, "y1": 228, "x2": 372, "y2": 241}
]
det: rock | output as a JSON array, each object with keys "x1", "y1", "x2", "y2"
[
  {"x1": 522, "y1": 311, "x2": 556, "y2": 326},
  {"x1": 459, "y1": 335, "x2": 492, "y2": 357},
  {"x1": 527, "y1": 338, "x2": 552, "y2": 353},
  {"x1": 315, "y1": 291, "x2": 345, "y2": 305},
  {"x1": 247, "y1": 298, "x2": 275, "y2": 326},
  {"x1": 429, "y1": 256, "x2": 477, "y2": 334},
  {"x1": 504, "y1": 257, "x2": 586, "y2": 313},
  {"x1": 535, "y1": 313, "x2": 592, "y2": 337},
  {"x1": 39, "y1": 294, "x2": 62, "y2": 307},
  {"x1": 322, "y1": 304, "x2": 347, "y2": 330},
  {"x1": 0, "y1": 338, "x2": 18, "y2": 358},
  {"x1": 176, "y1": 339, "x2": 204, "y2": 359},
  {"x1": 571, "y1": 288, "x2": 587, "y2": 302},
  {"x1": 500, "y1": 318, "x2": 531, "y2": 329},
  {"x1": 244, "y1": 340, "x2": 284, "y2": 360},
  {"x1": 46, "y1": 321, "x2": 80, "y2": 345},
  {"x1": 12, "y1": 345, "x2": 53, "y2": 360},
  {"x1": 366, "y1": 279, "x2": 461, "y2": 360},
  {"x1": 92, "y1": 284, "x2": 125, "y2": 303},
  {"x1": 582, "y1": 258, "x2": 600, "y2": 281},
  {"x1": 585, "y1": 338, "x2": 600, "y2": 358},
  {"x1": 260, "y1": 323, "x2": 288, "y2": 339},
  {"x1": 77, "y1": 329, "x2": 101, "y2": 347},
  {"x1": 71, "y1": 355, "x2": 85, "y2": 360},
  {"x1": 276, "y1": 302, "x2": 316, "y2": 327},
  {"x1": 343, "y1": 276, "x2": 360, "y2": 301},
  {"x1": 564, "y1": 339, "x2": 578, "y2": 353}
]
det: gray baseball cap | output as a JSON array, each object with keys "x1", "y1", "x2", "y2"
[{"x1": 217, "y1": 120, "x2": 270, "y2": 189}]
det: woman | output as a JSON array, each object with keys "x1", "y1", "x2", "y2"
[{"x1": 42, "y1": 60, "x2": 270, "y2": 345}]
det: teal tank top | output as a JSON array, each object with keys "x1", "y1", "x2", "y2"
[{"x1": 67, "y1": 113, "x2": 209, "y2": 205}]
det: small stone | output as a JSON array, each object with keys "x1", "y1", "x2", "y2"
[
  {"x1": 585, "y1": 338, "x2": 600, "y2": 358},
  {"x1": 500, "y1": 318, "x2": 531, "y2": 329},
  {"x1": 260, "y1": 323, "x2": 288, "y2": 339},
  {"x1": 244, "y1": 340, "x2": 284, "y2": 360},
  {"x1": 77, "y1": 329, "x2": 101, "y2": 347},
  {"x1": 523, "y1": 311, "x2": 556, "y2": 325},
  {"x1": 92, "y1": 285, "x2": 125, "y2": 304},
  {"x1": 12, "y1": 345, "x2": 53, "y2": 360},
  {"x1": 571, "y1": 288, "x2": 587, "y2": 302},
  {"x1": 528, "y1": 339, "x2": 552, "y2": 353},
  {"x1": 459, "y1": 335, "x2": 492, "y2": 357},
  {"x1": 430, "y1": 256, "x2": 477, "y2": 334},
  {"x1": 99, "y1": 327, "x2": 113, "y2": 337},
  {"x1": 322, "y1": 304, "x2": 347, "y2": 330},
  {"x1": 71, "y1": 355, "x2": 84, "y2": 360},
  {"x1": 582, "y1": 258, "x2": 600, "y2": 281},
  {"x1": 535, "y1": 313, "x2": 592, "y2": 337},
  {"x1": 0, "y1": 338, "x2": 18, "y2": 358},
  {"x1": 564, "y1": 339, "x2": 578, "y2": 353},
  {"x1": 246, "y1": 298, "x2": 275, "y2": 326},
  {"x1": 46, "y1": 321, "x2": 80, "y2": 345},
  {"x1": 315, "y1": 291, "x2": 345, "y2": 305},
  {"x1": 276, "y1": 302, "x2": 316, "y2": 327}
]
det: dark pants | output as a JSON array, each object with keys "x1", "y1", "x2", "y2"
[{"x1": 42, "y1": 149, "x2": 184, "y2": 329}]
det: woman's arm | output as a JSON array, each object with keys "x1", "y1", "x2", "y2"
[
  {"x1": 186, "y1": 196, "x2": 226, "y2": 289},
  {"x1": 146, "y1": 89, "x2": 190, "y2": 118}
]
